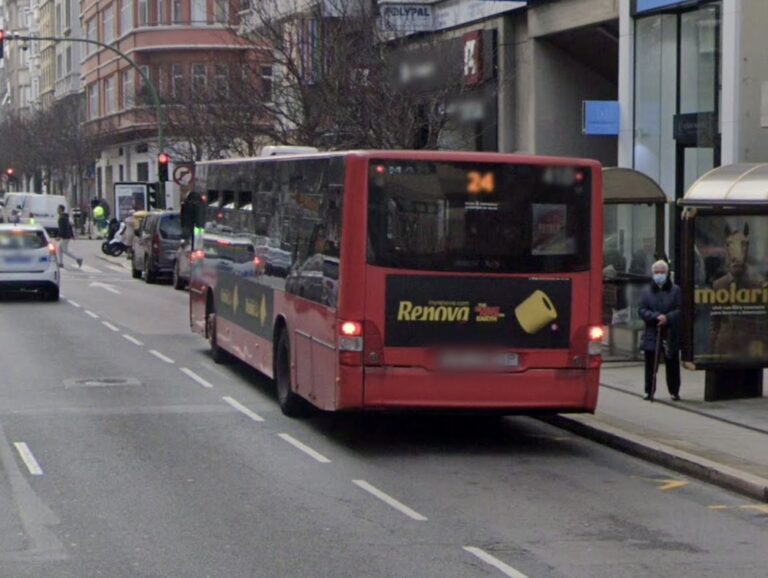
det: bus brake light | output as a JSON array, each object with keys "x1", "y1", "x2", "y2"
[
  {"x1": 339, "y1": 321, "x2": 363, "y2": 365},
  {"x1": 588, "y1": 326, "x2": 605, "y2": 357}
]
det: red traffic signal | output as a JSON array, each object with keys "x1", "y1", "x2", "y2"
[
  {"x1": 158, "y1": 153, "x2": 170, "y2": 182},
  {"x1": 5, "y1": 167, "x2": 15, "y2": 178}
]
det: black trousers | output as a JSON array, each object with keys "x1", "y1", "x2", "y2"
[{"x1": 644, "y1": 350, "x2": 681, "y2": 396}]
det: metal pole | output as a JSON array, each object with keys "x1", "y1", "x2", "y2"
[{"x1": 13, "y1": 35, "x2": 164, "y2": 152}]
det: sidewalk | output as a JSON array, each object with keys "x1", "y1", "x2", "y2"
[{"x1": 551, "y1": 363, "x2": 768, "y2": 501}]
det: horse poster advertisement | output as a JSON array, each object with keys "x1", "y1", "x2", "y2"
[{"x1": 692, "y1": 215, "x2": 768, "y2": 365}]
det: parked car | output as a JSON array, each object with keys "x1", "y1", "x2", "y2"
[
  {"x1": 1, "y1": 193, "x2": 69, "y2": 236},
  {"x1": 131, "y1": 211, "x2": 183, "y2": 283},
  {"x1": 0, "y1": 224, "x2": 60, "y2": 301}
]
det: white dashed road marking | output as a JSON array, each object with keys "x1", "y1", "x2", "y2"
[
  {"x1": 278, "y1": 433, "x2": 331, "y2": 464},
  {"x1": 149, "y1": 350, "x2": 175, "y2": 364},
  {"x1": 352, "y1": 480, "x2": 427, "y2": 521},
  {"x1": 462, "y1": 547, "x2": 531, "y2": 578},
  {"x1": 13, "y1": 442, "x2": 44, "y2": 476},
  {"x1": 102, "y1": 321, "x2": 119, "y2": 332},
  {"x1": 107, "y1": 265, "x2": 127, "y2": 273},
  {"x1": 123, "y1": 334, "x2": 144, "y2": 346},
  {"x1": 223, "y1": 397, "x2": 264, "y2": 422},
  {"x1": 85, "y1": 310, "x2": 99, "y2": 319},
  {"x1": 81, "y1": 264, "x2": 102, "y2": 274},
  {"x1": 181, "y1": 368, "x2": 214, "y2": 389},
  {"x1": 66, "y1": 299, "x2": 81, "y2": 308}
]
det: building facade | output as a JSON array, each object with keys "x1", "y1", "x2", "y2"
[{"x1": 80, "y1": 0, "x2": 249, "y2": 209}]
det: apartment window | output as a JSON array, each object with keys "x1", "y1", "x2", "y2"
[
  {"x1": 215, "y1": 64, "x2": 229, "y2": 98},
  {"x1": 137, "y1": 162, "x2": 149, "y2": 182},
  {"x1": 192, "y1": 64, "x2": 207, "y2": 93},
  {"x1": 32, "y1": 78, "x2": 40, "y2": 101},
  {"x1": 214, "y1": 0, "x2": 228, "y2": 23},
  {"x1": 86, "y1": 18, "x2": 97, "y2": 55},
  {"x1": 261, "y1": 65, "x2": 273, "y2": 102},
  {"x1": 122, "y1": 69, "x2": 134, "y2": 109},
  {"x1": 158, "y1": 0, "x2": 166, "y2": 25},
  {"x1": 66, "y1": 47, "x2": 72, "y2": 73},
  {"x1": 103, "y1": 6, "x2": 114, "y2": 44},
  {"x1": 88, "y1": 83, "x2": 99, "y2": 119},
  {"x1": 105, "y1": 77, "x2": 116, "y2": 115},
  {"x1": 56, "y1": 4, "x2": 62, "y2": 35},
  {"x1": 57, "y1": 54, "x2": 63, "y2": 79},
  {"x1": 121, "y1": 0, "x2": 133, "y2": 35},
  {"x1": 138, "y1": 0, "x2": 148, "y2": 25},
  {"x1": 65, "y1": 0, "x2": 71, "y2": 28},
  {"x1": 172, "y1": 0, "x2": 182, "y2": 23},
  {"x1": 171, "y1": 64, "x2": 184, "y2": 100},
  {"x1": 191, "y1": 0, "x2": 206, "y2": 23}
]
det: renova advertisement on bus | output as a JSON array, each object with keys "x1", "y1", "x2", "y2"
[{"x1": 691, "y1": 214, "x2": 768, "y2": 366}]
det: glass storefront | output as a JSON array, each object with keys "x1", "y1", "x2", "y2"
[{"x1": 633, "y1": 1, "x2": 722, "y2": 266}]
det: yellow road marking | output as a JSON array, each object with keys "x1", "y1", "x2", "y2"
[
  {"x1": 708, "y1": 505, "x2": 729, "y2": 511},
  {"x1": 656, "y1": 479, "x2": 689, "y2": 491},
  {"x1": 739, "y1": 505, "x2": 768, "y2": 514}
]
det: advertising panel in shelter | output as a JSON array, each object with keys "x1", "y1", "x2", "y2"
[{"x1": 692, "y1": 215, "x2": 768, "y2": 366}]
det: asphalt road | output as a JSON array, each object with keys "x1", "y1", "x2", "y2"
[{"x1": 0, "y1": 241, "x2": 766, "y2": 578}]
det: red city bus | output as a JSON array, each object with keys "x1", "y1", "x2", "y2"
[{"x1": 187, "y1": 151, "x2": 603, "y2": 416}]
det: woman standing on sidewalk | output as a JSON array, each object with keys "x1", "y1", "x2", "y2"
[{"x1": 638, "y1": 260, "x2": 681, "y2": 401}]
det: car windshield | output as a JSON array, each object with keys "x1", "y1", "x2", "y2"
[
  {"x1": 0, "y1": 229, "x2": 47, "y2": 250},
  {"x1": 159, "y1": 215, "x2": 182, "y2": 240}
]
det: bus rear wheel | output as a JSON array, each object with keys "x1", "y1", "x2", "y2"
[{"x1": 275, "y1": 331, "x2": 312, "y2": 418}]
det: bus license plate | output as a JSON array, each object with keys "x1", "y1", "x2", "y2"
[{"x1": 439, "y1": 352, "x2": 519, "y2": 370}]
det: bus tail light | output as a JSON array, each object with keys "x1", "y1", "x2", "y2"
[
  {"x1": 339, "y1": 321, "x2": 363, "y2": 365},
  {"x1": 588, "y1": 325, "x2": 605, "y2": 357}
]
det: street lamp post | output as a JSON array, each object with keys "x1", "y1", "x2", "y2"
[{"x1": 11, "y1": 33, "x2": 167, "y2": 203}]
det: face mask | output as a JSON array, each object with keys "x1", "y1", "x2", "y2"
[{"x1": 653, "y1": 273, "x2": 667, "y2": 286}]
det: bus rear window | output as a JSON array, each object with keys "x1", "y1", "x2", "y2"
[{"x1": 367, "y1": 161, "x2": 591, "y2": 273}]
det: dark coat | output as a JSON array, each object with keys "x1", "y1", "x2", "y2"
[
  {"x1": 638, "y1": 280, "x2": 681, "y2": 353},
  {"x1": 57, "y1": 213, "x2": 74, "y2": 239}
]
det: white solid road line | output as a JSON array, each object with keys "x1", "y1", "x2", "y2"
[
  {"x1": 149, "y1": 349, "x2": 175, "y2": 364},
  {"x1": 102, "y1": 321, "x2": 119, "y2": 332},
  {"x1": 85, "y1": 310, "x2": 99, "y2": 319},
  {"x1": 223, "y1": 396, "x2": 264, "y2": 422},
  {"x1": 66, "y1": 299, "x2": 81, "y2": 308},
  {"x1": 352, "y1": 480, "x2": 427, "y2": 521},
  {"x1": 181, "y1": 367, "x2": 214, "y2": 389},
  {"x1": 123, "y1": 334, "x2": 144, "y2": 346},
  {"x1": 13, "y1": 442, "x2": 44, "y2": 476},
  {"x1": 278, "y1": 433, "x2": 331, "y2": 463},
  {"x1": 463, "y1": 547, "x2": 531, "y2": 578}
]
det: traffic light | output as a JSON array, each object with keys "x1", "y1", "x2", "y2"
[
  {"x1": 0, "y1": 30, "x2": 4, "y2": 60},
  {"x1": 147, "y1": 182, "x2": 159, "y2": 209},
  {"x1": 158, "y1": 152, "x2": 170, "y2": 182},
  {"x1": 5, "y1": 167, "x2": 15, "y2": 180}
]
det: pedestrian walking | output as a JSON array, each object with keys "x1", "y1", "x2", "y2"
[
  {"x1": 638, "y1": 260, "x2": 681, "y2": 401},
  {"x1": 57, "y1": 205, "x2": 83, "y2": 269}
]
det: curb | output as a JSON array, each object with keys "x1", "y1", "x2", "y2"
[{"x1": 543, "y1": 414, "x2": 768, "y2": 503}]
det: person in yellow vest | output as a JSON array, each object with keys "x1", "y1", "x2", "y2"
[{"x1": 93, "y1": 204, "x2": 106, "y2": 237}]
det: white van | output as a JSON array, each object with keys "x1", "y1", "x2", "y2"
[{"x1": 0, "y1": 193, "x2": 69, "y2": 235}]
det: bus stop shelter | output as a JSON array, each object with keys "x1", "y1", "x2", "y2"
[
  {"x1": 679, "y1": 163, "x2": 768, "y2": 400},
  {"x1": 601, "y1": 168, "x2": 667, "y2": 360}
]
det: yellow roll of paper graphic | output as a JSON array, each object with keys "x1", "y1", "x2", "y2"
[{"x1": 515, "y1": 290, "x2": 558, "y2": 334}]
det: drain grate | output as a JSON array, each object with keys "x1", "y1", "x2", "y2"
[{"x1": 64, "y1": 377, "x2": 143, "y2": 388}]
